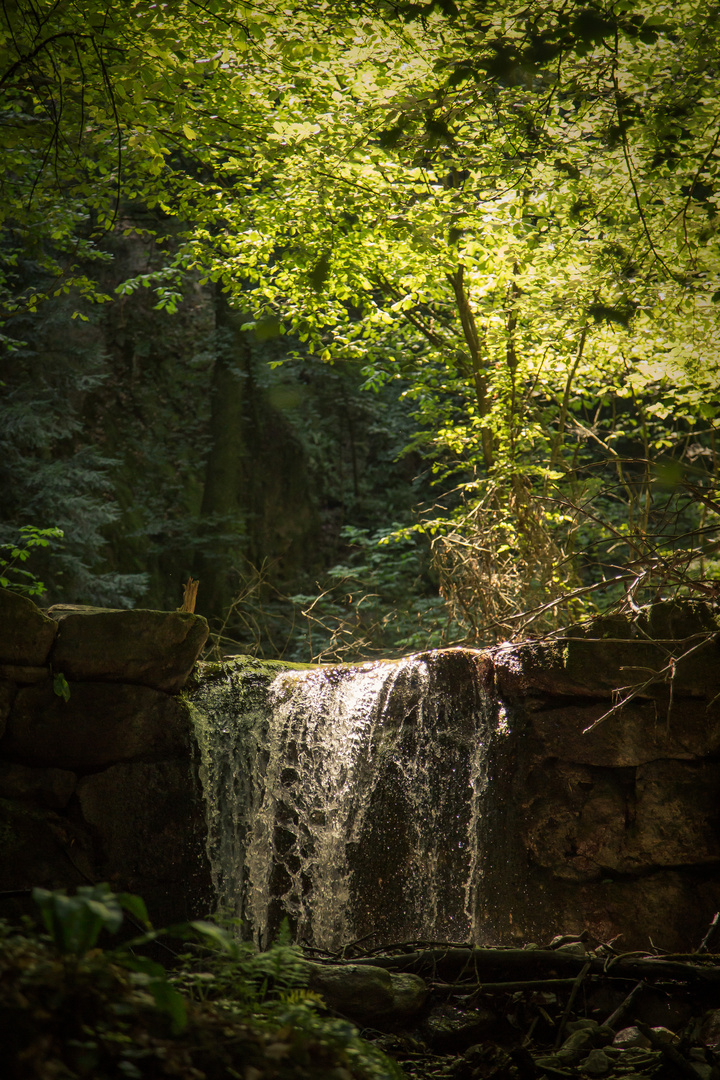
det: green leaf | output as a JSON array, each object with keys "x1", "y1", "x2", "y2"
[
  {"x1": 188, "y1": 920, "x2": 239, "y2": 955},
  {"x1": 147, "y1": 980, "x2": 188, "y2": 1034},
  {"x1": 53, "y1": 673, "x2": 71, "y2": 702},
  {"x1": 117, "y1": 893, "x2": 152, "y2": 928},
  {"x1": 32, "y1": 884, "x2": 125, "y2": 955}
]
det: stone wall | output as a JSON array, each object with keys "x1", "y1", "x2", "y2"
[
  {"x1": 483, "y1": 601, "x2": 720, "y2": 950},
  {"x1": 2, "y1": 587, "x2": 719, "y2": 952},
  {"x1": 0, "y1": 591, "x2": 213, "y2": 927}
]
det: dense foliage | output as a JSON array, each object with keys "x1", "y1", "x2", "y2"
[
  {"x1": 0, "y1": 885, "x2": 402, "y2": 1080},
  {"x1": 1, "y1": 0, "x2": 718, "y2": 651}
]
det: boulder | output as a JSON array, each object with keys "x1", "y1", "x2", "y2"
[
  {"x1": 0, "y1": 761, "x2": 76, "y2": 808},
  {"x1": 0, "y1": 590, "x2": 57, "y2": 666},
  {"x1": 699, "y1": 1010, "x2": 720, "y2": 1049},
  {"x1": 422, "y1": 1003, "x2": 499, "y2": 1050},
  {"x1": 48, "y1": 605, "x2": 208, "y2": 692},
  {"x1": 76, "y1": 760, "x2": 210, "y2": 893},
  {"x1": 308, "y1": 963, "x2": 427, "y2": 1026},
  {"x1": 1, "y1": 681, "x2": 192, "y2": 770},
  {"x1": 613, "y1": 1027, "x2": 652, "y2": 1049}
]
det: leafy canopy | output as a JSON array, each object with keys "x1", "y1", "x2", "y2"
[{"x1": 2, "y1": 0, "x2": 719, "y2": 637}]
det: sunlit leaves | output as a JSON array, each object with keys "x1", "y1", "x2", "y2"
[{"x1": 2, "y1": 0, "x2": 718, "y2": 629}]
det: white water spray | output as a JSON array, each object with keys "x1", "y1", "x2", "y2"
[{"x1": 192, "y1": 650, "x2": 497, "y2": 948}]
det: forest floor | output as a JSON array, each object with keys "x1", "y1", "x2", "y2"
[
  {"x1": 3, "y1": 916, "x2": 720, "y2": 1079},
  {"x1": 313, "y1": 926, "x2": 720, "y2": 1080}
]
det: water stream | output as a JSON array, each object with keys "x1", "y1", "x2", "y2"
[{"x1": 191, "y1": 649, "x2": 501, "y2": 949}]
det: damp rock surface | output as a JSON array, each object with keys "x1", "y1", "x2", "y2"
[
  {"x1": 48, "y1": 604, "x2": 208, "y2": 692},
  {"x1": 0, "y1": 590, "x2": 57, "y2": 666},
  {"x1": 76, "y1": 759, "x2": 208, "y2": 895},
  {"x1": 0, "y1": 760, "x2": 76, "y2": 809},
  {"x1": 0, "y1": 592, "x2": 212, "y2": 928},
  {"x1": 2, "y1": 595, "x2": 720, "y2": 949},
  {"x1": 191, "y1": 601, "x2": 720, "y2": 952},
  {"x1": 308, "y1": 963, "x2": 428, "y2": 1026},
  {"x1": 191, "y1": 647, "x2": 498, "y2": 950},
  {"x1": 2, "y1": 680, "x2": 192, "y2": 769},
  {"x1": 492, "y1": 601, "x2": 720, "y2": 701}
]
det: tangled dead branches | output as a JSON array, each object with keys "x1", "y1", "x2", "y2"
[{"x1": 431, "y1": 477, "x2": 579, "y2": 644}]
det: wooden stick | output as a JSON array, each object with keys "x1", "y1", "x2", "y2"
[
  {"x1": 636, "y1": 1023, "x2": 699, "y2": 1079},
  {"x1": 350, "y1": 946, "x2": 720, "y2": 984},
  {"x1": 604, "y1": 981, "x2": 644, "y2": 1029},
  {"x1": 554, "y1": 961, "x2": 592, "y2": 1048},
  {"x1": 179, "y1": 577, "x2": 199, "y2": 614},
  {"x1": 697, "y1": 912, "x2": 720, "y2": 954}
]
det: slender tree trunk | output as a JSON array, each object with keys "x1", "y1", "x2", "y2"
[
  {"x1": 447, "y1": 264, "x2": 493, "y2": 469},
  {"x1": 194, "y1": 288, "x2": 250, "y2": 619}
]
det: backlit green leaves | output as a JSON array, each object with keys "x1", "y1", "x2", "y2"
[
  {"x1": 32, "y1": 883, "x2": 148, "y2": 956},
  {"x1": 2, "y1": 0, "x2": 718, "y2": 629}
]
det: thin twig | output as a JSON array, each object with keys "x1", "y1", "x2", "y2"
[
  {"x1": 554, "y1": 961, "x2": 592, "y2": 1048},
  {"x1": 697, "y1": 912, "x2": 720, "y2": 955},
  {"x1": 582, "y1": 631, "x2": 718, "y2": 735}
]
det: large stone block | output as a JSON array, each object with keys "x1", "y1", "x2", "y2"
[
  {"x1": 521, "y1": 761, "x2": 635, "y2": 880},
  {"x1": 48, "y1": 605, "x2": 208, "y2": 692},
  {"x1": 0, "y1": 761, "x2": 76, "y2": 808},
  {"x1": 76, "y1": 760, "x2": 210, "y2": 894},
  {"x1": 0, "y1": 798, "x2": 95, "y2": 893},
  {"x1": 529, "y1": 696, "x2": 720, "y2": 767},
  {"x1": 493, "y1": 603, "x2": 720, "y2": 703},
  {"x1": 1, "y1": 681, "x2": 192, "y2": 770},
  {"x1": 0, "y1": 590, "x2": 57, "y2": 666},
  {"x1": 520, "y1": 755, "x2": 720, "y2": 885},
  {"x1": 633, "y1": 760, "x2": 720, "y2": 867}
]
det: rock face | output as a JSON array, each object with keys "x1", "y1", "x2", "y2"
[{"x1": 0, "y1": 590, "x2": 212, "y2": 927}]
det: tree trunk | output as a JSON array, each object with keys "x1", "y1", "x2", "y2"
[{"x1": 194, "y1": 289, "x2": 250, "y2": 620}]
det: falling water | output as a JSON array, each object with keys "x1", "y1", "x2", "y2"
[{"x1": 191, "y1": 649, "x2": 500, "y2": 949}]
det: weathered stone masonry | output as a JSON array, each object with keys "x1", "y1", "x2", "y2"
[
  {"x1": 1, "y1": 588, "x2": 719, "y2": 951},
  {"x1": 483, "y1": 601, "x2": 720, "y2": 949},
  {"x1": 0, "y1": 590, "x2": 212, "y2": 926}
]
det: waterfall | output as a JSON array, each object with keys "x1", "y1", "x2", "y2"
[{"x1": 191, "y1": 649, "x2": 500, "y2": 949}]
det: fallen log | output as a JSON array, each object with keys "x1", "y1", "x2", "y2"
[{"x1": 348, "y1": 946, "x2": 720, "y2": 986}]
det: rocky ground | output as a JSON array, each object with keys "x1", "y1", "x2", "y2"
[{"x1": 310, "y1": 924, "x2": 720, "y2": 1080}]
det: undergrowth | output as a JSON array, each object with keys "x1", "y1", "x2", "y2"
[{"x1": 0, "y1": 884, "x2": 403, "y2": 1080}]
